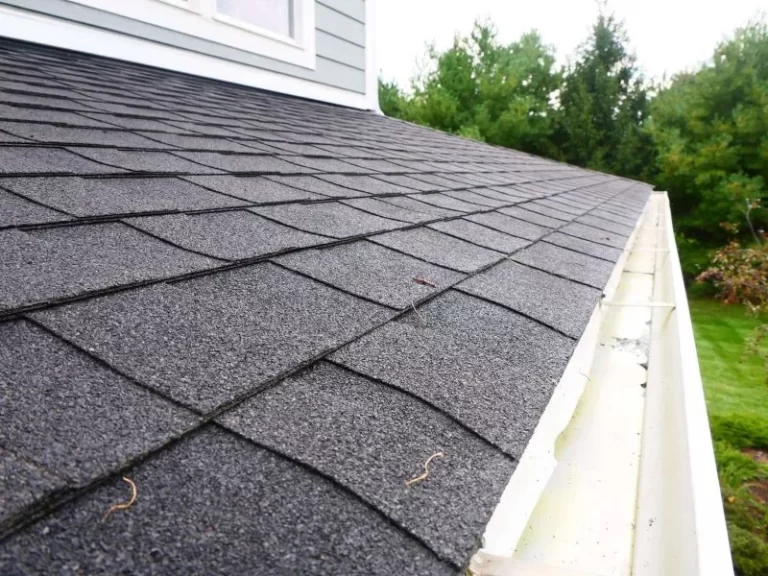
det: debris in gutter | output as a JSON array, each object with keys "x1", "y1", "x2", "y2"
[
  {"x1": 406, "y1": 452, "x2": 444, "y2": 487},
  {"x1": 103, "y1": 477, "x2": 138, "y2": 522},
  {"x1": 413, "y1": 277, "x2": 437, "y2": 288}
]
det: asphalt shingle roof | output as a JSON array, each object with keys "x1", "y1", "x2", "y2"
[{"x1": 0, "y1": 38, "x2": 652, "y2": 574}]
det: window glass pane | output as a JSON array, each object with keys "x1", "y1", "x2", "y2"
[{"x1": 216, "y1": 0, "x2": 291, "y2": 37}]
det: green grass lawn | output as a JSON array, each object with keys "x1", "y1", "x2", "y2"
[{"x1": 690, "y1": 299, "x2": 768, "y2": 576}]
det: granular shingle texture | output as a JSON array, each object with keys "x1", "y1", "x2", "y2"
[
  {"x1": 0, "y1": 38, "x2": 653, "y2": 574},
  {"x1": 331, "y1": 291, "x2": 576, "y2": 456},
  {"x1": 275, "y1": 241, "x2": 464, "y2": 308}
]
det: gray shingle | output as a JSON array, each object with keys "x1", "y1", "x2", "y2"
[
  {"x1": 129, "y1": 211, "x2": 328, "y2": 260},
  {"x1": 264, "y1": 175, "x2": 362, "y2": 198},
  {"x1": 444, "y1": 190, "x2": 507, "y2": 208},
  {"x1": 67, "y1": 147, "x2": 219, "y2": 173},
  {"x1": 560, "y1": 221, "x2": 629, "y2": 248},
  {"x1": 371, "y1": 227, "x2": 501, "y2": 273},
  {"x1": 0, "y1": 427, "x2": 450, "y2": 576},
  {"x1": 172, "y1": 152, "x2": 316, "y2": 174},
  {"x1": 342, "y1": 197, "x2": 434, "y2": 223},
  {"x1": 0, "y1": 320, "x2": 198, "y2": 516},
  {"x1": 276, "y1": 241, "x2": 464, "y2": 308},
  {"x1": 281, "y1": 156, "x2": 372, "y2": 173},
  {"x1": 466, "y1": 211, "x2": 551, "y2": 240},
  {"x1": 0, "y1": 224, "x2": 218, "y2": 311},
  {"x1": 0, "y1": 176, "x2": 245, "y2": 216},
  {"x1": 0, "y1": 445, "x2": 67, "y2": 525},
  {"x1": 332, "y1": 290, "x2": 575, "y2": 456},
  {"x1": 0, "y1": 104, "x2": 114, "y2": 127},
  {"x1": 577, "y1": 214, "x2": 634, "y2": 236},
  {"x1": 183, "y1": 174, "x2": 324, "y2": 203},
  {"x1": 591, "y1": 209, "x2": 638, "y2": 228},
  {"x1": 457, "y1": 260, "x2": 600, "y2": 338},
  {"x1": 429, "y1": 219, "x2": 530, "y2": 253},
  {"x1": 375, "y1": 174, "x2": 446, "y2": 191},
  {"x1": 499, "y1": 205, "x2": 568, "y2": 228},
  {"x1": 413, "y1": 193, "x2": 487, "y2": 213},
  {"x1": 534, "y1": 198, "x2": 584, "y2": 216},
  {"x1": 136, "y1": 132, "x2": 258, "y2": 152},
  {"x1": 316, "y1": 174, "x2": 413, "y2": 194},
  {"x1": 0, "y1": 146, "x2": 123, "y2": 174},
  {"x1": 78, "y1": 112, "x2": 197, "y2": 132},
  {"x1": 33, "y1": 264, "x2": 389, "y2": 411},
  {"x1": 380, "y1": 195, "x2": 462, "y2": 218},
  {"x1": 545, "y1": 231, "x2": 623, "y2": 261},
  {"x1": 252, "y1": 202, "x2": 403, "y2": 238},
  {"x1": 220, "y1": 362, "x2": 514, "y2": 565},
  {"x1": 522, "y1": 201, "x2": 578, "y2": 221},
  {"x1": 0, "y1": 122, "x2": 172, "y2": 148},
  {"x1": 511, "y1": 241, "x2": 615, "y2": 289},
  {"x1": 0, "y1": 188, "x2": 68, "y2": 227}
]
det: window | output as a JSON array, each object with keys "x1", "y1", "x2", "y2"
[
  {"x1": 65, "y1": 0, "x2": 315, "y2": 68},
  {"x1": 216, "y1": 0, "x2": 292, "y2": 38}
]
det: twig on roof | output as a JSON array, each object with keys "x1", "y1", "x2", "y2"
[
  {"x1": 410, "y1": 301, "x2": 427, "y2": 325},
  {"x1": 405, "y1": 452, "x2": 444, "y2": 487},
  {"x1": 413, "y1": 277, "x2": 437, "y2": 288},
  {"x1": 102, "y1": 477, "x2": 138, "y2": 522}
]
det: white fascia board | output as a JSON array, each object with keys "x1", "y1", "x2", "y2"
[{"x1": 0, "y1": 5, "x2": 375, "y2": 110}]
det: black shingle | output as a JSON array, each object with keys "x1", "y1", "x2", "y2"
[
  {"x1": 457, "y1": 260, "x2": 600, "y2": 338},
  {"x1": 371, "y1": 228, "x2": 501, "y2": 273},
  {"x1": 332, "y1": 290, "x2": 575, "y2": 456},
  {"x1": 428, "y1": 219, "x2": 530, "y2": 253},
  {"x1": 0, "y1": 224, "x2": 218, "y2": 311},
  {"x1": 252, "y1": 202, "x2": 403, "y2": 238},
  {"x1": 33, "y1": 264, "x2": 389, "y2": 411},
  {"x1": 511, "y1": 241, "x2": 615, "y2": 289},
  {"x1": 0, "y1": 320, "x2": 198, "y2": 522},
  {"x1": 0, "y1": 188, "x2": 68, "y2": 227},
  {"x1": 0, "y1": 427, "x2": 451, "y2": 576},
  {"x1": 466, "y1": 211, "x2": 551, "y2": 240},
  {"x1": 220, "y1": 362, "x2": 515, "y2": 565},
  {"x1": 275, "y1": 241, "x2": 463, "y2": 308},
  {"x1": 129, "y1": 211, "x2": 328, "y2": 260},
  {"x1": 183, "y1": 175, "x2": 324, "y2": 203},
  {"x1": 66, "y1": 147, "x2": 220, "y2": 173},
  {"x1": 545, "y1": 231, "x2": 623, "y2": 261},
  {"x1": 560, "y1": 221, "x2": 629, "y2": 248},
  {"x1": 0, "y1": 146, "x2": 123, "y2": 174},
  {"x1": 0, "y1": 176, "x2": 245, "y2": 216},
  {"x1": 0, "y1": 445, "x2": 66, "y2": 525}
]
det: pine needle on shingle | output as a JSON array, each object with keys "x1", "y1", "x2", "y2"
[
  {"x1": 406, "y1": 452, "x2": 444, "y2": 487},
  {"x1": 102, "y1": 477, "x2": 137, "y2": 522}
]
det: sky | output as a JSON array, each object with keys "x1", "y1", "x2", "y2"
[{"x1": 376, "y1": 0, "x2": 767, "y2": 88}]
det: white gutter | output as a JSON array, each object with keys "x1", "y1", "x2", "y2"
[{"x1": 470, "y1": 192, "x2": 732, "y2": 576}]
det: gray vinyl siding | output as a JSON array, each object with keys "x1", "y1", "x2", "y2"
[{"x1": 0, "y1": 0, "x2": 367, "y2": 94}]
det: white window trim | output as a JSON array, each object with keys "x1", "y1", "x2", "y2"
[
  {"x1": 0, "y1": 4, "x2": 379, "y2": 111},
  {"x1": 64, "y1": 0, "x2": 316, "y2": 69}
]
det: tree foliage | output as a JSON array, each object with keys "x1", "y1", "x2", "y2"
[{"x1": 650, "y1": 21, "x2": 768, "y2": 242}]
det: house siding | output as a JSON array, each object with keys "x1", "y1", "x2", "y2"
[{"x1": 0, "y1": 0, "x2": 367, "y2": 94}]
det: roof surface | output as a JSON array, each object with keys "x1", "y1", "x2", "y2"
[{"x1": 0, "y1": 39, "x2": 651, "y2": 574}]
